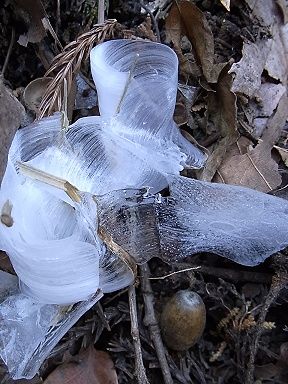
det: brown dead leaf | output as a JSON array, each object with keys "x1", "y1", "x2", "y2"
[
  {"x1": 43, "y1": 347, "x2": 118, "y2": 384},
  {"x1": 0, "y1": 80, "x2": 26, "y2": 184},
  {"x1": 253, "y1": 117, "x2": 268, "y2": 137},
  {"x1": 245, "y1": 0, "x2": 278, "y2": 27},
  {"x1": 274, "y1": 145, "x2": 288, "y2": 167},
  {"x1": 0, "y1": 251, "x2": 14, "y2": 274},
  {"x1": 255, "y1": 363, "x2": 283, "y2": 381},
  {"x1": 255, "y1": 360, "x2": 288, "y2": 383},
  {"x1": 14, "y1": 0, "x2": 47, "y2": 46},
  {"x1": 165, "y1": 0, "x2": 217, "y2": 83},
  {"x1": 265, "y1": 24, "x2": 288, "y2": 84},
  {"x1": 199, "y1": 63, "x2": 237, "y2": 181},
  {"x1": 229, "y1": 40, "x2": 271, "y2": 97},
  {"x1": 230, "y1": 0, "x2": 288, "y2": 97},
  {"x1": 230, "y1": 31, "x2": 288, "y2": 96},
  {"x1": 137, "y1": 17, "x2": 157, "y2": 41},
  {"x1": 174, "y1": 102, "x2": 188, "y2": 126},
  {"x1": 216, "y1": 93, "x2": 288, "y2": 192},
  {"x1": 23, "y1": 77, "x2": 53, "y2": 113},
  {"x1": 241, "y1": 0, "x2": 288, "y2": 85},
  {"x1": 255, "y1": 83, "x2": 286, "y2": 116},
  {"x1": 260, "y1": 92, "x2": 288, "y2": 144}
]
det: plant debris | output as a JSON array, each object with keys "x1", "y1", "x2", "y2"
[
  {"x1": 1, "y1": 0, "x2": 288, "y2": 383},
  {"x1": 0, "y1": 80, "x2": 25, "y2": 184},
  {"x1": 43, "y1": 346, "x2": 118, "y2": 384}
]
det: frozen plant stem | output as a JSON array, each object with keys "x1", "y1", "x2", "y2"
[
  {"x1": 140, "y1": 264, "x2": 173, "y2": 384},
  {"x1": 18, "y1": 163, "x2": 81, "y2": 203},
  {"x1": 128, "y1": 284, "x2": 150, "y2": 384}
]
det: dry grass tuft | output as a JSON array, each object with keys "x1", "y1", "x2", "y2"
[{"x1": 38, "y1": 19, "x2": 120, "y2": 118}]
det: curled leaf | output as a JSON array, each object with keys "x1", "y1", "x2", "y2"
[
  {"x1": 23, "y1": 77, "x2": 53, "y2": 113},
  {"x1": 43, "y1": 347, "x2": 118, "y2": 384},
  {"x1": 217, "y1": 93, "x2": 288, "y2": 192},
  {"x1": 165, "y1": 0, "x2": 216, "y2": 82},
  {"x1": 199, "y1": 63, "x2": 238, "y2": 181}
]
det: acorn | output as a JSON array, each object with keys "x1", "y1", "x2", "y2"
[{"x1": 160, "y1": 290, "x2": 206, "y2": 351}]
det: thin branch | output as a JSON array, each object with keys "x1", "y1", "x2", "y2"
[
  {"x1": 140, "y1": 264, "x2": 173, "y2": 384},
  {"x1": 98, "y1": 0, "x2": 105, "y2": 24},
  {"x1": 245, "y1": 269, "x2": 288, "y2": 383},
  {"x1": 128, "y1": 284, "x2": 150, "y2": 384},
  {"x1": 1, "y1": 28, "x2": 15, "y2": 77},
  {"x1": 56, "y1": 0, "x2": 61, "y2": 35},
  {"x1": 179, "y1": 262, "x2": 272, "y2": 284},
  {"x1": 148, "y1": 266, "x2": 201, "y2": 280},
  {"x1": 139, "y1": 1, "x2": 161, "y2": 42}
]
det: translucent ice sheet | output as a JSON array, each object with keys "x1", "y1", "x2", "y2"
[
  {"x1": 98, "y1": 176, "x2": 288, "y2": 266},
  {"x1": 0, "y1": 289, "x2": 103, "y2": 379},
  {"x1": 0, "y1": 161, "x2": 101, "y2": 305},
  {"x1": 2, "y1": 38, "x2": 287, "y2": 381},
  {"x1": 0, "y1": 40, "x2": 207, "y2": 305},
  {"x1": 160, "y1": 176, "x2": 288, "y2": 266},
  {"x1": 90, "y1": 40, "x2": 204, "y2": 168},
  {"x1": 8, "y1": 40, "x2": 206, "y2": 198}
]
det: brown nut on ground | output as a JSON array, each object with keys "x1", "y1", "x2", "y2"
[{"x1": 160, "y1": 290, "x2": 206, "y2": 351}]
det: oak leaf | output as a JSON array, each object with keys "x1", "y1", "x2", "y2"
[
  {"x1": 216, "y1": 93, "x2": 288, "y2": 192},
  {"x1": 43, "y1": 347, "x2": 118, "y2": 384}
]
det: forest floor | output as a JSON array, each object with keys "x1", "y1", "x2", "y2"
[{"x1": 1, "y1": 0, "x2": 288, "y2": 383}]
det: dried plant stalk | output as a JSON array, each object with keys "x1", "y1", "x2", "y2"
[{"x1": 38, "y1": 19, "x2": 120, "y2": 118}]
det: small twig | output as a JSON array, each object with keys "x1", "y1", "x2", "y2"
[
  {"x1": 98, "y1": 0, "x2": 105, "y2": 24},
  {"x1": 179, "y1": 262, "x2": 272, "y2": 284},
  {"x1": 95, "y1": 301, "x2": 111, "y2": 331},
  {"x1": 148, "y1": 266, "x2": 201, "y2": 280},
  {"x1": 80, "y1": 72, "x2": 96, "y2": 90},
  {"x1": 56, "y1": 0, "x2": 61, "y2": 35},
  {"x1": 128, "y1": 284, "x2": 150, "y2": 384},
  {"x1": 139, "y1": 1, "x2": 161, "y2": 42},
  {"x1": 1, "y1": 28, "x2": 15, "y2": 77},
  {"x1": 245, "y1": 269, "x2": 288, "y2": 383},
  {"x1": 42, "y1": 17, "x2": 63, "y2": 50},
  {"x1": 103, "y1": 287, "x2": 129, "y2": 305},
  {"x1": 140, "y1": 264, "x2": 173, "y2": 384}
]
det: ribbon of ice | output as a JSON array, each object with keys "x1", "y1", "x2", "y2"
[{"x1": 1, "y1": 39, "x2": 288, "y2": 379}]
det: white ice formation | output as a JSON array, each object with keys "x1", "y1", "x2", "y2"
[
  {"x1": 0, "y1": 39, "x2": 207, "y2": 379},
  {"x1": 0, "y1": 40, "x2": 206, "y2": 306},
  {"x1": 1, "y1": 39, "x2": 288, "y2": 379}
]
